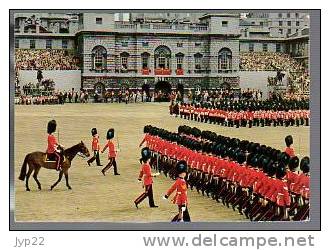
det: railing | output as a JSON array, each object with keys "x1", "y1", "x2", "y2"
[{"x1": 114, "y1": 22, "x2": 209, "y2": 33}]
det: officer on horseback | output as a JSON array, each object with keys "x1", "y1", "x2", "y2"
[{"x1": 46, "y1": 120, "x2": 63, "y2": 171}]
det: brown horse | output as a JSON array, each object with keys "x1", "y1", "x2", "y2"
[{"x1": 18, "y1": 141, "x2": 90, "y2": 191}]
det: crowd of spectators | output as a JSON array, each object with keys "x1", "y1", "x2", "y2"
[
  {"x1": 186, "y1": 88, "x2": 263, "y2": 104},
  {"x1": 240, "y1": 52, "x2": 310, "y2": 93},
  {"x1": 15, "y1": 49, "x2": 80, "y2": 70}
]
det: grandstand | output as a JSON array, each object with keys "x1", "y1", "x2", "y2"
[{"x1": 14, "y1": 11, "x2": 310, "y2": 98}]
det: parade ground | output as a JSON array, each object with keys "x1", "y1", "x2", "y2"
[{"x1": 14, "y1": 102, "x2": 310, "y2": 222}]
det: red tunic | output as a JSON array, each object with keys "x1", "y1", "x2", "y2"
[
  {"x1": 102, "y1": 140, "x2": 116, "y2": 158},
  {"x1": 92, "y1": 134, "x2": 100, "y2": 151},
  {"x1": 138, "y1": 163, "x2": 153, "y2": 186},
  {"x1": 47, "y1": 134, "x2": 58, "y2": 153},
  {"x1": 166, "y1": 177, "x2": 188, "y2": 205},
  {"x1": 285, "y1": 147, "x2": 295, "y2": 157}
]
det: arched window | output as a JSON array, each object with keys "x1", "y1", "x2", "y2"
[
  {"x1": 154, "y1": 46, "x2": 171, "y2": 69},
  {"x1": 218, "y1": 48, "x2": 232, "y2": 72},
  {"x1": 91, "y1": 45, "x2": 107, "y2": 71},
  {"x1": 141, "y1": 52, "x2": 150, "y2": 69},
  {"x1": 120, "y1": 52, "x2": 129, "y2": 71}
]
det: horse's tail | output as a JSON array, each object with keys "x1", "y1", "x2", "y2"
[{"x1": 18, "y1": 154, "x2": 29, "y2": 181}]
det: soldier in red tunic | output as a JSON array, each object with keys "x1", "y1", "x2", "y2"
[
  {"x1": 134, "y1": 147, "x2": 159, "y2": 208},
  {"x1": 284, "y1": 135, "x2": 295, "y2": 157},
  {"x1": 101, "y1": 128, "x2": 120, "y2": 176},
  {"x1": 87, "y1": 128, "x2": 102, "y2": 166},
  {"x1": 46, "y1": 120, "x2": 63, "y2": 171},
  {"x1": 163, "y1": 161, "x2": 191, "y2": 222}
]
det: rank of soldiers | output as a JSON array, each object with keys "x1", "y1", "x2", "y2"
[{"x1": 141, "y1": 125, "x2": 310, "y2": 221}]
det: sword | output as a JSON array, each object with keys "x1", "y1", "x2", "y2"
[{"x1": 116, "y1": 133, "x2": 121, "y2": 152}]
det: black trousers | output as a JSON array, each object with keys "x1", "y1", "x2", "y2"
[
  {"x1": 102, "y1": 157, "x2": 119, "y2": 174},
  {"x1": 171, "y1": 205, "x2": 191, "y2": 222},
  {"x1": 134, "y1": 184, "x2": 155, "y2": 207},
  {"x1": 87, "y1": 150, "x2": 101, "y2": 166}
]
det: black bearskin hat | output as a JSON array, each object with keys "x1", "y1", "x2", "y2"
[
  {"x1": 47, "y1": 120, "x2": 57, "y2": 134},
  {"x1": 276, "y1": 162, "x2": 287, "y2": 179},
  {"x1": 91, "y1": 128, "x2": 97, "y2": 136},
  {"x1": 144, "y1": 125, "x2": 151, "y2": 133},
  {"x1": 280, "y1": 152, "x2": 290, "y2": 166},
  {"x1": 176, "y1": 160, "x2": 188, "y2": 174},
  {"x1": 300, "y1": 156, "x2": 310, "y2": 173},
  {"x1": 288, "y1": 156, "x2": 299, "y2": 171},
  {"x1": 141, "y1": 147, "x2": 151, "y2": 162},
  {"x1": 267, "y1": 160, "x2": 277, "y2": 177},
  {"x1": 285, "y1": 135, "x2": 293, "y2": 147},
  {"x1": 106, "y1": 128, "x2": 115, "y2": 140},
  {"x1": 236, "y1": 150, "x2": 246, "y2": 164}
]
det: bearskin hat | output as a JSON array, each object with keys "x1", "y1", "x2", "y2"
[
  {"x1": 280, "y1": 152, "x2": 290, "y2": 166},
  {"x1": 141, "y1": 147, "x2": 151, "y2": 162},
  {"x1": 246, "y1": 153, "x2": 254, "y2": 166},
  {"x1": 143, "y1": 125, "x2": 151, "y2": 134},
  {"x1": 288, "y1": 156, "x2": 299, "y2": 171},
  {"x1": 236, "y1": 150, "x2": 246, "y2": 164},
  {"x1": 276, "y1": 162, "x2": 287, "y2": 179},
  {"x1": 106, "y1": 128, "x2": 115, "y2": 140},
  {"x1": 300, "y1": 156, "x2": 310, "y2": 173},
  {"x1": 47, "y1": 120, "x2": 57, "y2": 134},
  {"x1": 285, "y1": 135, "x2": 293, "y2": 147},
  {"x1": 267, "y1": 160, "x2": 277, "y2": 177},
  {"x1": 219, "y1": 144, "x2": 228, "y2": 158},
  {"x1": 192, "y1": 127, "x2": 202, "y2": 138},
  {"x1": 176, "y1": 160, "x2": 188, "y2": 174},
  {"x1": 91, "y1": 128, "x2": 97, "y2": 136}
]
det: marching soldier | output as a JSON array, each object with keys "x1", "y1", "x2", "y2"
[
  {"x1": 87, "y1": 128, "x2": 102, "y2": 166},
  {"x1": 134, "y1": 147, "x2": 159, "y2": 208},
  {"x1": 101, "y1": 128, "x2": 120, "y2": 176},
  {"x1": 284, "y1": 135, "x2": 295, "y2": 157},
  {"x1": 163, "y1": 161, "x2": 191, "y2": 222}
]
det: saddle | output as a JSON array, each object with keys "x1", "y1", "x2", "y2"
[{"x1": 44, "y1": 154, "x2": 67, "y2": 163}]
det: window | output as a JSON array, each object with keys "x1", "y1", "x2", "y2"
[
  {"x1": 279, "y1": 21, "x2": 283, "y2": 26},
  {"x1": 194, "y1": 53, "x2": 202, "y2": 70},
  {"x1": 260, "y1": 22, "x2": 263, "y2": 26},
  {"x1": 142, "y1": 41, "x2": 148, "y2": 47},
  {"x1": 154, "y1": 45, "x2": 171, "y2": 69},
  {"x1": 121, "y1": 55, "x2": 128, "y2": 69},
  {"x1": 288, "y1": 28, "x2": 291, "y2": 34},
  {"x1": 195, "y1": 42, "x2": 201, "y2": 47},
  {"x1": 278, "y1": 13, "x2": 282, "y2": 18},
  {"x1": 46, "y1": 39, "x2": 52, "y2": 49},
  {"x1": 249, "y1": 43, "x2": 254, "y2": 52},
  {"x1": 141, "y1": 52, "x2": 150, "y2": 69},
  {"x1": 122, "y1": 41, "x2": 128, "y2": 47},
  {"x1": 287, "y1": 13, "x2": 290, "y2": 18},
  {"x1": 296, "y1": 29, "x2": 299, "y2": 33},
  {"x1": 288, "y1": 21, "x2": 291, "y2": 26},
  {"x1": 15, "y1": 39, "x2": 19, "y2": 49},
  {"x1": 92, "y1": 45, "x2": 107, "y2": 70},
  {"x1": 296, "y1": 21, "x2": 300, "y2": 26},
  {"x1": 295, "y1": 13, "x2": 299, "y2": 18},
  {"x1": 279, "y1": 29, "x2": 283, "y2": 35},
  {"x1": 276, "y1": 43, "x2": 281, "y2": 52},
  {"x1": 62, "y1": 40, "x2": 68, "y2": 49},
  {"x1": 218, "y1": 48, "x2": 232, "y2": 71},
  {"x1": 263, "y1": 43, "x2": 268, "y2": 52},
  {"x1": 96, "y1": 17, "x2": 103, "y2": 24},
  {"x1": 176, "y1": 54, "x2": 184, "y2": 70},
  {"x1": 222, "y1": 21, "x2": 228, "y2": 27},
  {"x1": 30, "y1": 40, "x2": 35, "y2": 49},
  {"x1": 177, "y1": 42, "x2": 183, "y2": 47}
]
